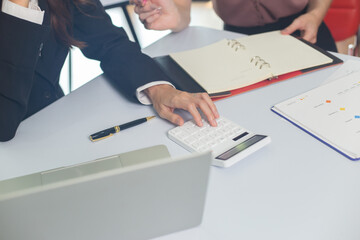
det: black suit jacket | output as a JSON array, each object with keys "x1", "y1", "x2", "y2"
[{"x1": 0, "y1": 0, "x2": 168, "y2": 141}]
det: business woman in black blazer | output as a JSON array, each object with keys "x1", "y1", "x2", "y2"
[{"x1": 0, "y1": 0, "x2": 219, "y2": 141}]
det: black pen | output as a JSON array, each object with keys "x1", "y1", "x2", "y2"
[{"x1": 90, "y1": 116, "x2": 156, "y2": 142}]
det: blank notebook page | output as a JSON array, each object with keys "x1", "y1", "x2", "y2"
[{"x1": 170, "y1": 31, "x2": 333, "y2": 94}]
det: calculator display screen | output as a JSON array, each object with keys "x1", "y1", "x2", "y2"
[{"x1": 216, "y1": 135, "x2": 267, "y2": 160}]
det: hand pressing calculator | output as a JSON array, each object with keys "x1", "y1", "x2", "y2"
[{"x1": 168, "y1": 117, "x2": 271, "y2": 167}]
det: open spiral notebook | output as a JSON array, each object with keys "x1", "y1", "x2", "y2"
[{"x1": 154, "y1": 31, "x2": 342, "y2": 100}]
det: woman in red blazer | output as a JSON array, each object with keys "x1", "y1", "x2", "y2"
[{"x1": 0, "y1": 0, "x2": 219, "y2": 141}]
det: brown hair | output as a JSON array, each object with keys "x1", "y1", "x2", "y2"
[{"x1": 47, "y1": 0, "x2": 93, "y2": 48}]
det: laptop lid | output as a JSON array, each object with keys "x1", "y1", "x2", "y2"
[{"x1": 0, "y1": 145, "x2": 212, "y2": 240}]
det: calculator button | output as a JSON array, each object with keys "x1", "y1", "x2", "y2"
[{"x1": 169, "y1": 117, "x2": 249, "y2": 153}]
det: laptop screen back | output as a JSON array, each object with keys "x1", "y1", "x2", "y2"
[{"x1": 0, "y1": 145, "x2": 212, "y2": 240}]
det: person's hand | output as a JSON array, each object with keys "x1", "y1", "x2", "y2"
[
  {"x1": 9, "y1": 0, "x2": 30, "y2": 7},
  {"x1": 144, "y1": 84, "x2": 219, "y2": 127},
  {"x1": 131, "y1": 0, "x2": 189, "y2": 32},
  {"x1": 281, "y1": 12, "x2": 322, "y2": 44}
]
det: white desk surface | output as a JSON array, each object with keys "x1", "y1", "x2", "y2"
[{"x1": 1, "y1": 26, "x2": 360, "y2": 240}]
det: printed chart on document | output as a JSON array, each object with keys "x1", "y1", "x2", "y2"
[{"x1": 272, "y1": 66, "x2": 360, "y2": 159}]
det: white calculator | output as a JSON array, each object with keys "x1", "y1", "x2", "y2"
[{"x1": 168, "y1": 117, "x2": 271, "y2": 167}]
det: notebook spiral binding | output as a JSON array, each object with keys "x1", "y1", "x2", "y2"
[
  {"x1": 250, "y1": 56, "x2": 271, "y2": 70},
  {"x1": 227, "y1": 39, "x2": 245, "y2": 51}
]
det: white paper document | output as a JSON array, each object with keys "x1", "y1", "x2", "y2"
[{"x1": 272, "y1": 61, "x2": 360, "y2": 160}]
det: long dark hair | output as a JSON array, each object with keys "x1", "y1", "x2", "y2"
[{"x1": 47, "y1": 0, "x2": 92, "y2": 48}]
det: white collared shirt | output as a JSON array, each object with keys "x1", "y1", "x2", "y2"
[
  {"x1": 1, "y1": 0, "x2": 173, "y2": 105},
  {"x1": 2, "y1": 0, "x2": 44, "y2": 24}
]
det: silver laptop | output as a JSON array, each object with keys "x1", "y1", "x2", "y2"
[{"x1": 0, "y1": 145, "x2": 212, "y2": 240}]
